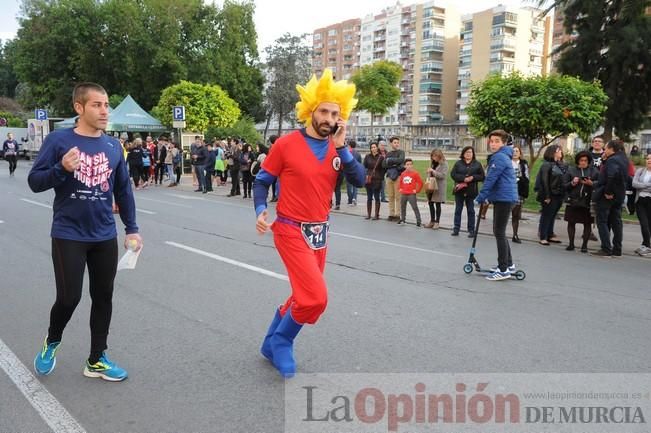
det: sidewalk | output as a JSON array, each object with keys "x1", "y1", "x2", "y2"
[{"x1": 172, "y1": 176, "x2": 646, "y2": 258}]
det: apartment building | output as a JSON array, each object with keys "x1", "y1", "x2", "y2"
[
  {"x1": 456, "y1": 5, "x2": 552, "y2": 122},
  {"x1": 354, "y1": 2, "x2": 460, "y2": 136},
  {"x1": 312, "y1": 19, "x2": 361, "y2": 80},
  {"x1": 311, "y1": 2, "x2": 460, "y2": 140}
]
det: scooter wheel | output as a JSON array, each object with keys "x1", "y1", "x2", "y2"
[
  {"x1": 463, "y1": 264, "x2": 473, "y2": 274},
  {"x1": 514, "y1": 270, "x2": 526, "y2": 280}
]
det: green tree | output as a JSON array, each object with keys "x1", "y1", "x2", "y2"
[
  {"x1": 466, "y1": 72, "x2": 607, "y2": 166},
  {"x1": 0, "y1": 40, "x2": 19, "y2": 98},
  {"x1": 13, "y1": 0, "x2": 263, "y2": 115},
  {"x1": 109, "y1": 94, "x2": 125, "y2": 109},
  {"x1": 14, "y1": 0, "x2": 102, "y2": 114},
  {"x1": 0, "y1": 110, "x2": 24, "y2": 127},
  {"x1": 209, "y1": 0, "x2": 265, "y2": 122},
  {"x1": 351, "y1": 60, "x2": 402, "y2": 138},
  {"x1": 152, "y1": 80, "x2": 240, "y2": 132},
  {"x1": 540, "y1": 0, "x2": 651, "y2": 140},
  {"x1": 263, "y1": 33, "x2": 312, "y2": 137},
  {"x1": 205, "y1": 116, "x2": 262, "y2": 145}
]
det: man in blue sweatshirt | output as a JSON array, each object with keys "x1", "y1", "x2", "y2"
[
  {"x1": 28, "y1": 82, "x2": 142, "y2": 382},
  {"x1": 475, "y1": 130, "x2": 519, "y2": 281}
]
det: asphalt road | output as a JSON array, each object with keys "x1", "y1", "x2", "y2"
[{"x1": 1, "y1": 163, "x2": 649, "y2": 433}]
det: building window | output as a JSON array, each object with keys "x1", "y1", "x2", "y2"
[
  {"x1": 328, "y1": 29, "x2": 337, "y2": 36},
  {"x1": 314, "y1": 33, "x2": 322, "y2": 40}
]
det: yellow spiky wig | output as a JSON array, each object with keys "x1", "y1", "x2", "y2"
[{"x1": 295, "y1": 68, "x2": 357, "y2": 126}]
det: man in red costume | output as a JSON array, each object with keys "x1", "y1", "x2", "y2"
[{"x1": 253, "y1": 69, "x2": 365, "y2": 378}]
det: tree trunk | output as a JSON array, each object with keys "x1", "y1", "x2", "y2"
[
  {"x1": 370, "y1": 115, "x2": 374, "y2": 142},
  {"x1": 277, "y1": 110, "x2": 283, "y2": 137},
  {"x1": 526, "y1": 138, "x2": 536, "y2": 168},
  {"x1": 263, "y1": 109, "x2": 273, "y2": 141},
  {"x1": 602, "y1": 121, "x2": 614, "y2": 142}
]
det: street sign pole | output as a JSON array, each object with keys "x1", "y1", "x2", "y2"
[{"x1": 172, "y1": 105, "x2": 186, "y2": 178}]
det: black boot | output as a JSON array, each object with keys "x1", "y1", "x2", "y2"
[
  {"x1": 365, "y1": 202, "x2": 372, "y2": 219},
  {"x1": 372, "y1": 202, "x2": 380, "y2": 220},
  {"x1": 566, "y1": 224, "x2": 575, "y2": 251}
]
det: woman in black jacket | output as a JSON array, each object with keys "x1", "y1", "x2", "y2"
[
  {"x1": 511, "y1": 146, "x2": 529, "y2": 243},
  {"x1": 536, "y1": 144, "x2": 568, "y2": 245},
  {"x1": 450, "y1": 146, "x2": 485, "y2": 236},
  {"x1": 126, "y1": 140, "x2": 144, "y2": 189},
  {"x1": 363, "y1": 142, "x2": 386, "y2": 220},
  {"x1": 240, "y1": 143, "x2": 253, "y2": 198},
  {"x1": 563, "y1": 151, "x2": 598, "y2": 252}
]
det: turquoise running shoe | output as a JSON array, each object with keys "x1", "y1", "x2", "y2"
[
  {"x1": 34, "y1": 338, "x2": 61, "y2": 376},
  {"x1": 83, "y1": 353, "x2": 128, "y2": 382}
]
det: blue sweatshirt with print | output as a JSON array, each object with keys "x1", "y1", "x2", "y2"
[{"x1": 28, "y1": 128, "x2": 138, "y2": 241}]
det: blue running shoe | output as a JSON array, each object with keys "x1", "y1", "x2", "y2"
[
  {"x1": 83, "y1": 353, "x2": 128, "y2": 382},
  {"x1": 34, "y1": 338, "x2": 61, "y2": 375},
  {"x1": 486, "y1": 270, "x2": 511, "y2": 281}
]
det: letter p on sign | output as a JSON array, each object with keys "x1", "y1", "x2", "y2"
[{"x1": 173, "y1": 106, "x2": 185, "y2": 121}]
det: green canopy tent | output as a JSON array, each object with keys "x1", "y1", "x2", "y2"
[{"x1": 106, "y1": 95, "x2": 165, "y2": 132}]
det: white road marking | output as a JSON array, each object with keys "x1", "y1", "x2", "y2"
[
  {"x1": 164, "y1": 193, "x2": 206, "y2": 201},
  {"x1": 136, "y1": 197, "x2": 192, "y2": 208},
  {"x1": 136, "y1": 208, "x2": 156, "y2": 215},
  {"x1": 166, "y1": 241, "x2": 288, "y2": 281},
  {"x1": 164, "y1": 192, "x2": 251, "y2": 209},
  {"x1": 20, "y1": 198, "x2": 52, "y2": 209},
  {"x1": 330, "y1": 231, "x2": 464, "y2": 258},
  {"x1": 0, "y1": 338, "x2": 87, "y2": 433}
]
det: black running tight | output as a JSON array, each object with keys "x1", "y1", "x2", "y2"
[{"x1": 48, "y1": 238, "x2": 118, "y2": 356}]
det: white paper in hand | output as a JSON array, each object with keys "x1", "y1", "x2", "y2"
[{"x1": 117, "y1": 244, "x2": 142, "y2": 271}]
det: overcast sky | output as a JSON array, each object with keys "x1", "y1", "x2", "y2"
[{"x1": 0, "y1": 0, "x2": 533, "y2": 51}]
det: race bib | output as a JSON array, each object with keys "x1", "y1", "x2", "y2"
[{"x1": 301, "y1": 222, "x2": 329, "y2": 250}]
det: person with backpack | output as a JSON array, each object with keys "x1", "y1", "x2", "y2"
[
  {"x1": 536, "y1": 144, "x2": 567, "y2": 246},
  {"x1": 214, "y1": 141, "x2": 226, "y2": 186}
]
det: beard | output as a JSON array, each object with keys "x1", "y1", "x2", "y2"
[{"x1": 311, "y1": 117, "x2": 333, "y2": 138}]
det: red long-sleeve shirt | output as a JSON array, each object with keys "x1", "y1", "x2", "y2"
[{"x1": 399, "y1": 169, "x2": 423, "y2": 194}]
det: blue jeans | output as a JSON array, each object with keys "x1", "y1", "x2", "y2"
[
  {"x1": 453, "y1": 194, "x2": 475, "y2": 233},
  {"x1": 194, "y1": 164, "x2": 205, "y2": 191},
  {"x1": 346, "y1": 182, "x2": 358, "y2": 204},
  {"x1": 596, "y1": 199, "x2": 623, "y2": 254},
  {"x1": 538, "y1": 196, "x2": 563, "y2": 241},
  {"x1": 380, "y1": 181, "x2": 386, "y2": 201}
]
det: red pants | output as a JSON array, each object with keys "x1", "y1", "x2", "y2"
[{"x1": 273, "y1": 222, "x2": 328, "y2": 324}]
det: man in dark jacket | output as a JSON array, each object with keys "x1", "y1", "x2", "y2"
[
  {"x1": 192, "y1": 140, "x2": 208, "y2": 193},
  {"x1": 204, "y1": 143, "x2": 216, "y2": 192},
  {"x1": 592, "y1": 140, "x2": 629, "y2": 257},
  {"x1": 475, "y1": 130, "x2": 519, "y2": 281},
  {"x1": 382, "y1": 136, "x2": 405, "y2": 221}
]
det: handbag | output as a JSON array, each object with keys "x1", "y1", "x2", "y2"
[
  {"x1": 426, "y1": 176, "x2": 438, "y2": 192},
  {"x1": 365, "y1": 155, "x2": 382, "y2": 185}
]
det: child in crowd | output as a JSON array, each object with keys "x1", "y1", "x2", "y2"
[{"x1": 398, "y1": 158, "x2": 423, "y2": 226}]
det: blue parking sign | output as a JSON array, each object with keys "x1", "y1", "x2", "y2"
[
  {"x1": 173, "y1": 106, "x2": 185, "y2": 121},
  {"x1": 35, "y1": 109, "x2": 48, "y2": 121}
]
